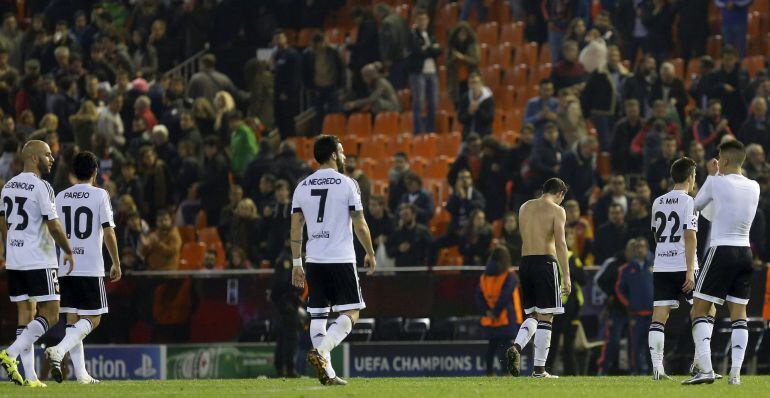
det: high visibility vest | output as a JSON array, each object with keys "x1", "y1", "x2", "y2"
[{"x1": 480, "y1": 272, "x2": 523, "y2": 327}]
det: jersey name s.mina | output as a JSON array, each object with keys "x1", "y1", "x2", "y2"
[
  {"x1": 1, "y1": 172, "x2": 59, "y2": 270},
  {"x1": 651, "y1": 189, "x2": 698, "y2": 272},
  {"x1": 292, "y1": 168, "x2": 363, "y2": 264},
  {"x1": 56, "y1": 184, "x2": 115, "y2": 277},
  {"x1": 694, "y1": 174, "x2": 759, "y2": 247}
]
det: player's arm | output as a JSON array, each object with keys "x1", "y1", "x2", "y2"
[
  {"x1": 352, "y1": 210, "x2": 377, "y2": 275},
  {"x1": 104, "y1": 226, "x2": 121, "y2": 282},
  {"x1": 46, "y1": 218, "x2": 74, "y2": 274},
  {"x1": 694, "y1": 159, "x2": 718, "y2": 211},
  {"x1": 553, "y1": 207, "x2": 571, "y2": 296},
  {"x1": 290, "y1": 211, "x2": 305, "y2": 288},
  {"x1": 683, "y1": 229, "x2": 696, "y2": 292}
]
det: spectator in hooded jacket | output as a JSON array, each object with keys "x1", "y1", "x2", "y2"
[
  {"x1": 398, "y1": 171, "x2": 434, "y2": 225},
  {"x1": 457, "y1": 72, "x2": 494, "y2": 138}
]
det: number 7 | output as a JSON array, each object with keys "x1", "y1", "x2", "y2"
[{"x1": 311, "y1": 189, "x2": 328, "y2": 223}]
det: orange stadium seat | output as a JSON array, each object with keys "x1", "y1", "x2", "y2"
[
  {"x1": 436, "y1": 110, "x2": 453, "y2": 134},
  {"x1": 325, "y1": 27, "x2": 344, "y2": 45},
  {"x1": 398, "y1": 89, "x2": 412, "y2": 111},
  {"x1": 442, "y1": 2, "x2": 459, "y2": 28},
  {"x1": 178, "y1": 225, "x2": 196, "y2": 244},
  {"x1": 439, "y1": 91, "x2": 454, "y2": 112},
  {"x1": 669, "y1": 58, "x2": 684, "y2": 79},
  {"x1": 179, "y1": 242, "x2": 206, "y2": 270},
  {"x1": 438, "y1": 131, "x2": 462, "y2": 157},
  {"x1": 400, "y1": 111, "x2": 414, "y2": 134},
  {"x1": 504, "y1": 64, "x2": 528, "y2": 87},
  {"x1": 347, "y1": 112, "x2": 372, "y2": 136},
  {"x1": 492, "y1": 110, "x2": 505, "y2": 135},
  {"x1": 322, "y1": 113, "x2": 346, "y2": 136},
  {"x1": 195, "y1": 210, "x2": 207, "y2": 229},
  {"x1": 503, "y1": 108, "x2": 522, "y2": 132},
  {"x1": 686, "y1": 58, "x2": 700, "y2": 79},
  {"x1": 424, "y1": 156, "x2": 451, "y2": 180},
  {"x1": 391, "y1": 133, "x2": 413, "y2": 154},
  {"x1": 743, "y1": 56, "x2": 766, "y2": 77},
  {"x1": 482, "y1": 64, "x2": 502, "y2": 91},
  {"x1": 430, "y1": 207, "x2": 451, "y2": 236},
  {"x1": 410, "y1": 156, "x2": 428, "y2": 176},
  {"x1": 477, "y1": 21, "x2": 499, "y2": 46},
  {"x1": 437, "y1": 246, "x2": 463, "y2": 266},
  {"x1": 209, "y1": 240, "x2": 227, "y2": 269},
  {"x1": 707, "y1": 35, "x2": 722, "y2": 59},
  {"x1": 489, "y1": 42, "x2": 513, "y2": 68},
  {"x1": 749, "y1": 11, "x2": 761, "y2": 38},
  {"x1": 479, "y1": 43, "x2": 490, "y2": 67},
  {"x1": 297, "y1": 28, "x2": 318, "y2": 47},
  {"x1": 374, "y1": 111, "x2": 400, "y2": 136},
  {"x1": 500, "y1": 22, "x2": 524, "y2": 47},
  {"x1": 534, "y1": 63, "x2": 552, "y2": 82},
  {"x1": 538, "y1": 43, "x2": 551, "y2": 65},
  {"x1": 413, "y1": 133, "x2": 439, "y2": 158},
  {"x1": 198, "y1": 227, "x2": 222, "y2": 247},
  {"x1": 359, "y1": 134, "x2": 388, "y2": 159}
]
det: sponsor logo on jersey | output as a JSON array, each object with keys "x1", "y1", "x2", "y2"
[
  {"x1": 302, "y1": 178, "x2": 342, "y2": 186},
  {"x1": 657, "y1": 249, "x2": 678, "y2": 258},
  {"x1": 311, "y1": 230, "x2": 330, "y2": 239},
  {"x1": 4, "y1": 181, "x2": 34, "y2": 191},
  {"x1": 73, "y1": 247, "x2": 85, "y2": 255},
  {"x1": 63, "y1": 191, "x2": 91, "y2": 199},
  {"x1": 9, "y1": 239, "x2": 23, "y2": 247}
]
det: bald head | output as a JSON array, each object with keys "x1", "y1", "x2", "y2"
[{"x1": 21, "y1": 140, "x2": 53, "y2": 175}]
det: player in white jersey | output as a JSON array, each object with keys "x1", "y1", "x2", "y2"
[
  {"x1": 648, "y1": 157, "x2": 703, "y2": 380},
  {"x1": 683, "y1": 140, "x2": 760, "y2": 386},
  {"x1": 290, "y1": 135, "x2": 376, "y2": 386},
  {"x1": 0, "y1": 140, "x2": 74, "y2": 388},
  {"x1": 45, "y1": 151, "x2": 121, "y2": 384}
]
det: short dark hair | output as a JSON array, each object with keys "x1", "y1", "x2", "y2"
[
  {"x1": 670, "y1": 157, "x2": 696, "y2": 183},
  {"x1": 394, "y1": 151, "x2": 408, "y2": 160},
  {"x1": 72, "y1": 151, "x2": 98, "y2": 180},
  {"x1": 542, "y1": 178, "x2": 569, "y2": 195},
  {"x1": 314, "y1": 135, "x2": 341, "y2": 164},
  {"x1": 403, "y1": 171, "x2": 422, "y2": 187},
  {"x1": 203, "y1": 135, "x2": 220, "y2": 148},
  {"x1": 722, "y1": 45, "x2": 738, "y2": 57},
  {"x1": 539, "y1": 78, "x2": 552, "y2": 86},
  {"x1": 415, "y1": 8, "x2": 429, "y2": 18},
  {"x1": 201, "y1": 53, "x2": 216, "y2": 69},
  {"x1": 311, "y1": 31, "x2": 325, "y2": 44},
  {"x1": 719, "y1": 139, "x2": 746, "y2": 165},
  {"x1": 156, "y1": 208, "x2": 171, "y2": 220}
]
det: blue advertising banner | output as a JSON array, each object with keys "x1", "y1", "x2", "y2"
[
  {"x1": 1, "y1": 345, "x2": 165, "y2": 381},
  {"x1": 344, "y1": 342, "x2": 532, "y2": 377}
]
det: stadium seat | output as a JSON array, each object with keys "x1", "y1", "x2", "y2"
[
  {"x1": 400, "y1": 111, "x2": 414, "y2": 135},
  {"x1": 198, "y1": 227, "x2": 222, "y2": 247},
  {"x1": 538, "y1": 42, "x2": 551, "y2": 65},
  {"x1": 413, "y1": 133, "x2": 438, "y2": 158},
  {"x1": 346, "y1": 112, "x2": 372, "y2": 136},
  {"x1": 500, "y1": 22, "x2": 524, "y2": 47},
  {"x1": 424, "y1": 156, "x2": 450, "y2": 179},
  {"x1": 489, "y1": 42, "x2": 513, "y2": 68},
  {"x1": 437, "y1": 246, "x2": 463, "y2": 266},
  {"x1": 179, "y1": 242, "x2": 206, "y2": 270},
  {"x1": 438, "y1": 131, "x2": 461, "y2": 157},
  {"x1": 373, "y1": 111, "x2": 400, "y2": 136},
  {"x1": 403, "y1": 318, "x2": 431, "y2": 341},
  {"x1": 430, "y1": 207, "x2": 451, "y2": 236},
  {"x1": 481, "y1": 64, "x2": 502, "y2": 91},
  {"x1": 324, "y1": 27, "x2": 344, "y2": 45},
  {"x1": 178, "y1": 225, "x2": 196, "y2": 243},
  {"x1": 686, "y1": 58, "x2": 701, "y2": 79},
  {"x1": 374, "y1": 317, "x2": 404, "y2": 341},
  {"x1": 391, "y1": 133, "x2": 413, "y2": 154},
  {"x1": 498, "y1": 84, "x2": 515, "y2": 112},
  {"x1": 534, "y1": 63, "x2": 552, "y2": 82},
  {"x1": 397, "y1": 89, "x2": 411, "y2": 111},
  {"x1": 439, "y1": 91, "x2": 454, "y2": 112},
  {"x1": 359, "y1": 134, "x2": 388, "y2": 159},
  {"x1": 476, "y1": 21, "x2": 499, "y2": 47},
  {"x1": 492, "y1": 110, "x2": 505, "y2": 135},
  {"x1": 442, "y1": 2, "x2": 459, "y2": 29},
  {"x1": 742, "y1": 55, "x2": 765, "y2": 78},
  {"x1": 478, "y1": 43, "x2": 490, "y2": 68},
  {"x1": 195, "y1": 210, "x2": 207, "y2": 229},
  {"x1": 322, "y1": 113, "x2": 346, "y2": 136},
  {"x1": 297, "y1": 28, "x2": 318, "y2": 47},
  {"x1": 209, "y1": 240, "x2": 227, "y2": 269},
  {"x1": 503, "y1": 109, "x2": 522, "y2": 132},
  {"x1": 500, "y1": 130, "x2": 519, "y2": 147},
  {"x1": 410, "y1": 156, "x2": 428, "y2": 176},
  {"x1": 435, "y1": 110, "x2": 453, "y2": 134},
  {"x1": 348, "y1": 318, "x2": 375, "y2": 342},
  {"x1": 707, "y1": 35, "x2": 722, "y2": 59},
  {"x1": 669, "y1": 58, "x2": 684, "y2": 79},
  {"x1": 504, "y1": 64, "x2": 528, "y2": 87}
]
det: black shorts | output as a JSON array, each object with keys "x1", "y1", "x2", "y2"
[
  {"x1": 60, "y1": 276, "x2": 108, "y2": 315},
  {"x1": 694, "y1": 246, "x2": 753, "y2": 305},
  {"x1": 7, "y1": 268, "x2": 60, "y2": 302},
  {"x1": 653, "y1": 271, "x2": 693, "y2": 308},
  {"x1": 519, "y1": 255, "x2": 564, "y2": 315},
  {"x1": 305, "y1": 263, "x2": 365, "y2": 316}
]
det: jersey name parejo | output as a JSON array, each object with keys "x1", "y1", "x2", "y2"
[
  {"x1": 1, "y1": 172, "x2": 58, "y2": 270},
  {"x1": 292, "y1": 168, "x2": 363, "y2": 264},
  {"x1": 56, "y1": 184, "x2": 115, "y2": 277},
  {"x1": 651, "y1": 189, "x2": 698, "y2": 272}
]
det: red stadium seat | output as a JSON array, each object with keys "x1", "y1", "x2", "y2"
[
  {"x1": 322, "y1": 113, "x2": 346, "y2": 136},
  {"x1": 178, "y1": 226, "x2": 196, "y2": 244},
  {"x1": 476, "y1": 22, "x2": 499, "y2": 47},
  {"x1": 347, "y1": 113, "x2": 372, "y2": 136},
  {"x1": 179, "y1": 242, "x2": 206, "y2": 270},
  {"x1": 500, "y1": 22, "x2": 524, "y2": 47},
  {"x1": 373, "y1": 111, "x2": 400, "y2": 136}
]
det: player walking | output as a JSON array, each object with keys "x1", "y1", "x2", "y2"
[
  {"x1": 648, "y1": 157, "x2": 702, "y2": 380},
  {"x1": 0, "y1": 140, "x2": 74, "y2": 388},
  {"x1": 506, "y1": 178, "x2": 571, "y2": 378},
  {"x1": 45, "y1": 151, "x2": 121, "y2": 384},
  {"x1": 290, "y1": 135, "x2": 376, "y2": 385},
  {"x1": 683, "y1": 140, "x2": 759, "y2": 386}
]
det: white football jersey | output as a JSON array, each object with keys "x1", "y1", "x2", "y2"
[
  {"x1": 694, "y1": 174, "x2": 759, "y2": 247},
  {"x1": 651, "y1": 189, "x2": 699, "y2": 272},
  {"x1": 292, "y1": 168, "x2": 363, "y2": 264},
  {"x1": 56, "y1": 184, "x2": 115, "y2": 277},
  {"x1": 1, "y1": 172, "x2": 58, "y2": 270}
]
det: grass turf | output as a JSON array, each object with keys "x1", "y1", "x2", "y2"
[{"x1": 1, "y1": 376, "x2": 769, "y2": 397}]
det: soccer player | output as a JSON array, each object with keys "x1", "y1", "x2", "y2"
[
  {"x1": 290, "y1": 135, "x2": 376, "y2": 385},
  {"x1": 0, "y1": 140, "x2": 74, "y2": 388},
  {"x1": 506, "y1": 178, "x2": 571, "y2": 378},
  {"x1": 648, "y1": 157, "x2": 700, "y2": 380},
  {"x1": 683, "y1": 140, "x2": 759, "y2": 386},
  {"x1": 45, "y1": 151, "x2": 121, "y2": 384}
]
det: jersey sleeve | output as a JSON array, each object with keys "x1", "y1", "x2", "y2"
[
  {"x1": 100, "y1": 191, "x2": 116, "y2": 228},
  {"x1": 694, "y1": 175, "x2": 714, "y2": 211},
  {"x1": 36, "y1": 182, "x2": 57, "y2": 220},
  {"x1": 684, "y1": 197, "x2": 698, "y2": 231},
  {"x1": 291, "y1": 186, "x2": 303, "y2": 214},
  {"x1": 347, "y1": 177, "x2": 364, "y2": 212}
]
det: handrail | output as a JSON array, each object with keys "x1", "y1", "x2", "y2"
[
  {"x1": 124, "y1": 265, "x2": 602, "y2": 277},
  {"x1": 164, "y1": 43, "x2": 211, "y2": 81}
]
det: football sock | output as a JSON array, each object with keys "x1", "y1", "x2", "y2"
[
  {"x1": 533, "y1": 320, "x2": 553, "y2": 368},
  {"x1": 648, "y1": 322, "x2": 665, "y2": 370},
  {"x1": 69, "y1": 340, "x2": 89, "y2": 380},
  {"x1": 310, "y1": 316, "x2": 336, "y2": 378},
  {"x1": 513, "y1": 317, "x2": 538, "y2": 351},
  {"x1": 692, "y1": 317, "x2": 713, "y2": 373},
  {"x1": 55, "y1": 319, "x2": 93, "y2": 353},
  {"x1": 7, "y1": 317, "x2": 48, "y2": 358},
  {"x1": 16, "y1": 327, "x2": 37, "y2": 382},
  {"x1": 730, "y1": 319, "x2": 748, "y2": 379},
  {"x1": 318, "y1": 314, "x2": 353, "y2": 353}
]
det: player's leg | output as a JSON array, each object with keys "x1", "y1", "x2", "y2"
[
  {"x1": 724, "y1": 254, "x2": 753, "y2": 385},
  {"x1": 649, "y1": 305, "x2": 671, "y2": 379},
  {"x1": 48, "y1": 315, "x2": 100, "y2": 383},
  {"x1": 506, "y1": 260, "x2": 535, "y2": 376},
  {"x1": 64, "y1": 313, "x2": 90, "y2": 382},
  {"x1": 304, "y1": 262, "x2": 339, "y2": 385},
  {"x1": 14, "y1": 301, "x2": 40, "y2": 385},
  {"x1": 5, "y1": 270, "x2": 60, "y2": 364},
  {"x1": 532, "y1": 313, "x2": 555, "y2": 376},
  {"x1": 683, "y1": 298, "x2": 717, "y2": 385}
]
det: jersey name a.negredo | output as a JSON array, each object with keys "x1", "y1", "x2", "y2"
[
  {"x1": 651, "y1": 190, "x2": 698, "y2": 272},
  {"x1": 694, "y1": 174, "x2": 759, "y2": 247},
  {"x1": 56, "y1": 184, "x2": 115, "y2": 277},
  {"x1": 1, "y1": 172, "x2": 58, "y2": 270},
  {"x1": 292, "y1": 168, "x2": 363, "y2": 264}
]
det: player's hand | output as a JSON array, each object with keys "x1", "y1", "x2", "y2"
[
  {"x1": 110, "y1": 264, "x2": 122, "y2": 282},
  {"x1": 682, "y1": 270, "x2": 695, "y2": 293},
  {"x1": 707, "y1": 158, "x2": 719, "y2": 176},
  {"x1": 63, "y1": 253, "x2": 75, "y2": 275},
  {"x1": 561, "y1": 277, "x2": 572, "y2": 297},
  {"x1": 364, "y1": 253, "x2": 377, "y2": 275},
  {"x1": 292, "y1": 266, "x2": 305, "y2": 288}
]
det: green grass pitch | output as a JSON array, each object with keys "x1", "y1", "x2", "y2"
[{"x1": 2, "y1": 376, "x2": 770, "y2": 397}]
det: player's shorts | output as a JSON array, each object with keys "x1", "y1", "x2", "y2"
[
  {"x1": 60, "y1": 276, "x2": 108, "y2": 315},
  {"x1": 519, "y1": 255, "x2": 564, "y2": 315},
  {"x1": 653, "y1": 271, "x2": 695, "y2": 308},
  {"x1": 7, "y1": 268, "x2": 60, "y2": 302},
  {"x1": 305, "y1": 262, "x2": 365, "y2": 315},
  {"x1": 694, "y1": 246, "x2": 753, "y2": 305}
]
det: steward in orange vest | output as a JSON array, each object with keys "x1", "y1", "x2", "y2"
[{"x1": 476, "y1": 247, "x2": 523, "y2": 375}]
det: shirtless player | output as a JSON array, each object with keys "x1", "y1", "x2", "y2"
[{"x1": 506, "y1": 178, "x2": 571, "y2": 378}]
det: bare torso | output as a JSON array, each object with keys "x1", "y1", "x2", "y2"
[{"x1": 519, "y1": 198, "x2": 559, "y2": 257}]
